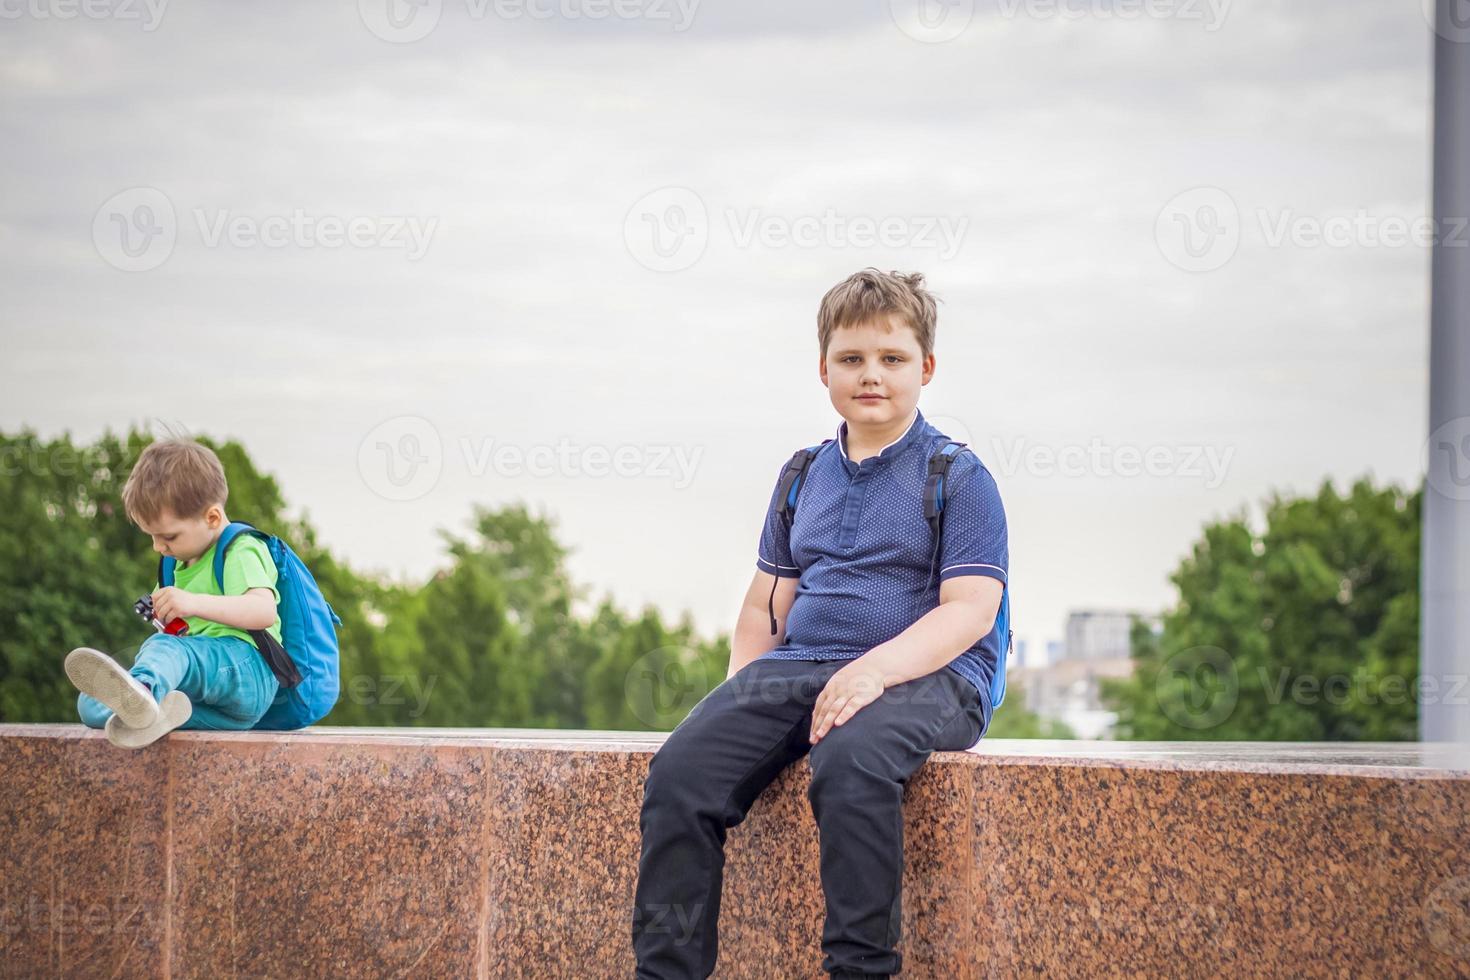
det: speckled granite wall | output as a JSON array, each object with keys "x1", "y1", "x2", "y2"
[{"x1": 1, "y1": 727, "x2": 1467, "y2": 979}]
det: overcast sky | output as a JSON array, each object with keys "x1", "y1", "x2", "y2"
[{"x1": 0, "y1": 0, "x2": 1436, "y2": 663}]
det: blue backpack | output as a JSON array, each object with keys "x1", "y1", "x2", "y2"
[
  {"x1": 158, "y1": 522, "x2": 342, "y2": 729},
  {"x1": 769, "y1": 439, "x2": 1014, "y2": 710}
]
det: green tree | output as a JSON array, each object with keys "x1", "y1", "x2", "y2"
[{"x1": 1102, "y1": 478, "x2": 1420, "y2": 740}]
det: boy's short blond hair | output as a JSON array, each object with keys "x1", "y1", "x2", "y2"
[
  {"x1": 121, "y1": 439, "x2": 228, "y2": 524},
  {"x1": 817, "y1": 268, "x2": 939, "y2": 360}
]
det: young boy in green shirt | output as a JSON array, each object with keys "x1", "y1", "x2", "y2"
[{"x1": 65, "y1": 439, "x2": 283, "y2": 748}]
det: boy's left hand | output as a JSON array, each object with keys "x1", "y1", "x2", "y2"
[
  {"x1": 151, "y1": 586, "x2": 197, "y2": 624},
  {"x1": 810, "y1": 660, "x2": 890, "y2": 743}
]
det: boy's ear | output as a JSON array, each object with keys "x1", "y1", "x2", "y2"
[
  {"x1": 205, "y1": 504, "x2": 225, "y2": 528},
  {"x1": 818, "y1": 354, "x2": 829, "y2": 386}
]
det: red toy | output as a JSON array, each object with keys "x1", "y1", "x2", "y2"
[{"x1": 134, "y1": 595, "x2": 189, "y2": 636}]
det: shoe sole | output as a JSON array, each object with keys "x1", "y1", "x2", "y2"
[
  {"x1": 106, "y1": 691, "x2": 192, "y2": 749},
  {"x1": 65, "y1": 647, "x2": 159, "y2": 729}
]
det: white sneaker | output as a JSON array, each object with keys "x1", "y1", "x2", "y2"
[
  {"x1": 106, "y1": 691, "x2": 192, "y2": 749},
  {"x1": 65, "y1": 646, "x2": 160, "y2": 729}
]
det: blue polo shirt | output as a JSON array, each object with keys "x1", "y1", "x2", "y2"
[{"x1": 755, "y1": 407, "x2": 1009, "y2": 719}]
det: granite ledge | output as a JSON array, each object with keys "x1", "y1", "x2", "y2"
[{"x1": 7, "y1": 724, "x2": 1468, "y2": 779}]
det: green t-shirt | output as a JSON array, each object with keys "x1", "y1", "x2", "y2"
[{"x1": 165, "y1": 535, "x2": 283, "y2": 645}]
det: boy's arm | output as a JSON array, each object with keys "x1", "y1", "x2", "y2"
[
  {"x1": 858, "y1": 576, "x2": 1002, "y2": 688},
  {"x1": 153, "y1": 587, "x2": 278, "y2": 632},
  {"x1": 727, "y1": 570, "x2": 797, "y2": 678}
]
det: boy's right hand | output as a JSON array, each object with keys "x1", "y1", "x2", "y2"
[{"x1": 151, "y1": 586, "x2": 199, "y2": 625}]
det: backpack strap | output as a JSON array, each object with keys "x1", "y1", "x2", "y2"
[
  {"x1": 212, "y1": 522, "x2": 266, "y2": 591},
  {"x1": 925, "y1": 441, "x2": 1014, "y2": 709},
  {"x1": 213, "y1": 521, "x2": 303, "y2": 689},
  {"x1": 767, "y1": 440, "x2": 832, "y2": 636},
  {"x1": 923, "y1": 441, "x2": 967, "y2": 590}
]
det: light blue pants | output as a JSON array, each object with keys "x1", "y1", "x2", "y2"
[{"x1": 77, "y1": 632, "x2": 280, "y2": 731}]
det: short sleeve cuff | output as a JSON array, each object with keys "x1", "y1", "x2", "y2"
[
  {"x1": 757, "y1": 555, "x2": 801, "y2": 578},
  {"x1": 939, "y1": 563, "x2": 1007, "y2": 585}
]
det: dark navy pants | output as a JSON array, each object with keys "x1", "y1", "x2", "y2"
[{"x1": 632, "y1": 656, "x2": 987, "y2": 979}]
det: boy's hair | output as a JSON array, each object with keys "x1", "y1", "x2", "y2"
[
  {"x1": 121, "y1": 439, "x2": 229, "y2": 524},
  {"x1": 817, "y1": 268, "x2": 939, "y2": 360}
]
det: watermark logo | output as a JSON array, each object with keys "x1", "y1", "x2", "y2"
[
  {"x1": 1424, "y1": 417, "x2": 1470, "y2": 502},
  {"x1": 624, "y1": 187, "x2": 708, "y2": 272},
  {"x1": 626, "y1": 645, "x2": 714, "y2": 728},
  {"x1": 1155, "y1": 186, "x2": 1240, "y2": 273},
  {"x1": 0, "y1": 0, "x2": 169, "y2": 30},
  {"x1": 1158, "y1": 190, "x2": 1470, "y2": 272},
  {"x1": 358, "y1": 416, "x2": 443, "y2": 502},
  {"x1": 1423, "y1": 0, "x2": 1470, "y2": 44},
  {"x1": 889, "y1": 0, "x2": 974, "y2": 43},
  {"x1": 725, "y1": 208, "x2": 969, "y2": 260},
  {"x1": 360, "y1": 0, "x2": 699, "y2": 42},
  {"x1": 93, "y1": 187, "x2": 177, "y2": 272},
  {"x1": 1155, "y1": 645, "x2": 1238, "y2": 730},
  {"x1": 624, "y1": 187, "x2": 971, "y2": 272},
  {"x1": 460, "y1": 436, "x2": 702, "y2": 489},
  {"x1": 991, "y1": 435, "x2": 1234, "y2": 488},
  {"x1": 92, "y1": 187, "x2": 437, "y2": 270},
  {"x1": 359, "y1": 0, "x2": 444, "y2": 42},
  {"x1": 193, "y1": 208, "x2": 436, "y2": 259}
]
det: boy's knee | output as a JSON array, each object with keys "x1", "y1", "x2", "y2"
[
  {"x1": 137, "y1": 632, "x2": 187, "y2": 660},
  {"x1": 644, "y1": 733, "x2": 709, "y2": 804}
]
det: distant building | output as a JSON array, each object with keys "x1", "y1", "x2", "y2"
[
  {"x1": 1065, "y1": 610, "x2": 1137, "y2": 662},
  {"x1": 1013, "y1": 610, "x2": 1158, "y2": 739}
]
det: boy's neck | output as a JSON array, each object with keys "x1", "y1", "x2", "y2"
[
  {"x1": 180, "y1": 520, "x2": 227, "y2": 569},
  {"x1": 842, "y1": 407, "x2": 918, "y2": 463}
]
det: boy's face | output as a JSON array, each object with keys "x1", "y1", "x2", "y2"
[
  {"x1": 819, "y1": 314, "x2": 935, "y2": 431},
  {"x1": 136, "y1": 505, "x2": 225, "y2": 563}
]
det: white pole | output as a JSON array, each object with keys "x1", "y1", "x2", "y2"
[{"x1": 1422, "y1": 1, "x2": 1470, "y2": 742}]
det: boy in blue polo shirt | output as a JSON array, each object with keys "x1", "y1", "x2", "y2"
[{"x1": 633, "y1": 268, "x2": 1008, "y2": 979}]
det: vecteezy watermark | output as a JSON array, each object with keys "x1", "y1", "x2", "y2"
[
  {"x1": 461, "y1": 436, "x2": 703, "y2": 488},
  {"x1": 888, "y1": 0, "x2": 974, "y2": 43},
  {"x1": 1155, "y1": 187, "x2": 1242, "y2": 273},
  {"x1": 1156, "y1": 186, "x2": 1470, "y2": 273},
  {"x1": 1422, "y1": 0, "x2": 1470, "y2": 45},
  {"x1": 0, "y1": 0, "x2": 168, "y2": 30},
  {"x1": 1423, "y1": 873, "x2": 1470, "y2": 961},
  {"x1": 623, "y1": 187, "x2": 970, "y2": 272},
  {"x1": 358, "y1": 0, "x2": 700, "y2": 43},
  {"x1": 1256, "y1": 208, "x2": 1470, "y2": 251},
  {"x1": 1155, "y1": 646, "x2": 1238, "y2": 730},
  {"x1": 357, "y1": 417, "x2": 706, "y2": 502},
  {"x1": 92, "y1": 187, "x2": 178, "y2": 273},
  {"x1": 1424, "y1": 416, "x2": 1470, "y2": 502},
  {"x1": 626, "y1": 646, "x2": 715, "y2": 729},
  {"x1": 0, "y1": 895, "x2": 160, "y2": 937},
  {"x1": 91, "y1": 187, "x2": 438, "y2": 271},
  {"x1": 1257, "y1": 668, "x2": 1470, "y2": 709},
  {"x1": 631, "y1": 901, "x2": 706, "y2": 947},
  {"x1": 889, "y1": 0, "x2": 1230, "y2": 43},
  {"x1": 995, "y1": 0, "x2": 1231, "y2": 29},
  {"x1": 1061, "y1": 898, "x2": 1231, "y2": 944},
  {"x1": 359, "y1": 416, "x2": 445, "y2": 502},
  {"x1": 726, "y1": 209, "x2": 969, "y2": 261},
  {"x1": 989, "y1": 436, "x2": 1235, "y2": 488},
  {"x1": 341, "y1": 673, "x2": 438, "y2": 719},
  {"x1": 624, "y1": 187, "x2": 708, "y2": 273}
]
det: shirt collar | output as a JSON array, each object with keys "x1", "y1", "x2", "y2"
[{"x1": 836, "y1": 407, "x2": 926, "y2": 470}]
